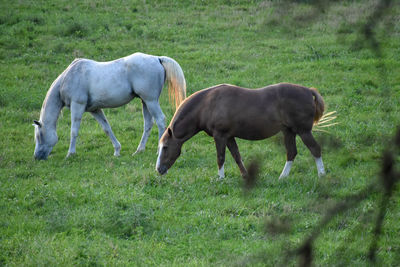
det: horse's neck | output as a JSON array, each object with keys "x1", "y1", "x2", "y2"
[
  {"x1": 173, "y1": 114, "x2": 199, "y2": 142},
  {"x1": 40, "y1": 86, "x2": 63, "y2": 129}
]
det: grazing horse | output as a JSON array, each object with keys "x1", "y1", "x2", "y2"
[
  {"x1": 156, "y1": 83, "x2": 326, "y2": 179},
  {"x1": 33, "y1": 52, "x2": 186, "y2": 160}
]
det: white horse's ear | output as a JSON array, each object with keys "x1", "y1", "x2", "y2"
[{"x1": 33, "y1": 120, "x2": 42, "y2": 128}]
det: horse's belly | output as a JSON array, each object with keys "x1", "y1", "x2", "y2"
[
  {"x1": 234, "y1": 121, "x2": 281, "y2": 140},
  {"x1": 236, "y1": 128, "x2": 280, "y2": 140},
  {"x1": 88, "y1": 88, "x2": 134, "y2": 110}
]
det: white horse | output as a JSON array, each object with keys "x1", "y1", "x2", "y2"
[{"x1": 33, "y1": 52, "x2": 186, "y2": 160}]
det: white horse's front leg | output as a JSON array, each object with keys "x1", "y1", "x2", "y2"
[
  {"x1": 67, "y1": 101, "x2": 86, "y2": 157},
  {"x1": 91, "y1": 109, "x2": 121, "y2": 156},
  {"x1": 134, "y1": 101, "x2": 154, "y2": 155}
]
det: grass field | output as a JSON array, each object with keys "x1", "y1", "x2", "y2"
[{"x1": 1, "y1": 0, "x2": 400, "y2": 265}]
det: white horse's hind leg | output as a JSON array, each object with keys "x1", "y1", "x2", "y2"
[
  {"x1": 144, "y1": 100, "x2": 166, "y2": 140},
  {"x1": 90, "y1": 109, "x2": 121, "y2": 156},
  {"x1": 67, "y1": 101, "x2": 86, "y2": 157},
  {"x1": 134, "y1": 101, "x2": 154, "y2": 155}
]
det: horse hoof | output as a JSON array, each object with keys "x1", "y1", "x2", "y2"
[
  {"x1": 66, "y1": 152, "x2": 76, "y2": 158},
  {"x1": 133, "y1": 149, "x2": 144, "y2": 156}
]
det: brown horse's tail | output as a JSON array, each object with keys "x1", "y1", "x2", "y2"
[
  {"x1": 310, "y1": 87, "x2": 325, "y2": 124},
  {"x1": 159, "y1": 56, "x2": 187, "y2": 110}
]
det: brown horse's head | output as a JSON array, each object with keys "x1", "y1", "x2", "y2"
[{"x1": 156, "y1": 127, "x2": 183, "y2": 175}]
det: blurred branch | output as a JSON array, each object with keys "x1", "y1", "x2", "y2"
[
  {"x1": 279, "y1": 126, "x2": 399, "y2": 266},
  {"x1": 359, "y1": 0, "x2": 393, "y2": 56},
  {"x1": 248, "y1": 1, "x2": 398, "y2": 265}
]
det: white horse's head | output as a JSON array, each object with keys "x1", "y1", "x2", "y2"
[{"x1": 33, "y1": 120, "x2": 58, "y2": 160}]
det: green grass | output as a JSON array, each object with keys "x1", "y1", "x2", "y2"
[{"x1": 1, "y1": 0, "x2": 400, "y2": 265}]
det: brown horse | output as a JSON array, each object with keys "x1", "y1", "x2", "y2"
[{"x1": 156, "y1": 83, "x2": 326, "y2": 179}]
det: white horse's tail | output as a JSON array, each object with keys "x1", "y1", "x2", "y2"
[{"x1": 159, "y1": 56, "x2": 186, "y2": 110}]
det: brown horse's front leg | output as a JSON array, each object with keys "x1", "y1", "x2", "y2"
[
  {"x1": 279, "y1": 129, "x2": 297, "y2": 179},
  {"x1": 227, "y1": 137, "x2": 248, "y2": 178},
  {"x1": 214, "y1": 136, "x2": 227, "y2": 179}
]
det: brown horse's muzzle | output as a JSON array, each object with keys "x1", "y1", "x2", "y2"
[{"x1": 157, "y1": 165, "x2": 168, "y2": 175}]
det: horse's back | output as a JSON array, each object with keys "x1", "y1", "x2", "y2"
[
  {"x1": 60, "y1": 57, "x2": 132, "y2": 109},
  {"x1": 123, "y1": 52, "x2": 163, "y2": 74},
  {"x1": 179, "y1": 84, "x2": 278, "y2": 139},
  {"x1": 58, "y1": 53, "x2": 166, "y2": 110},
  {"x1": 123, "y1": 53, "x2": 165, "y2": 100},
  {"x1": 188, "y1": 83, "x2": 317, "y2": 139},
  {"x1": 267, "y1": 83, "x2": 317, "y2": 132}
]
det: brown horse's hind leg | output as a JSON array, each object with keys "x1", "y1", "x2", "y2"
[
  {"x1": 279, "y1": 130, "x2": 297, "y2": 179},
  {"x1": 214, "y1": 136, "x2": 227, "y2": 179},
  {"x1": 284, "y1": 130, "x2": 297, "y2": 160},
  {"x1": 227, "y1": 138, "x2": 248, "y2": 177},
  {"x1": 299, "y1": 131, "x2": 321, "y2": 157},
  {"x1": 299, "y1": 131, "x2": 326, "y2": 177}
]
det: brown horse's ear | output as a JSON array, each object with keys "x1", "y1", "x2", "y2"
[
  {"x1": 33, "y1": 120, "x2": 42, "y2": 128},
  {"x1": 167, "y1": 127, "x2": 172, "y2": 137}
]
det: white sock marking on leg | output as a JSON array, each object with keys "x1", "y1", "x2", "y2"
[
  {"x1": 314, "y1": 157, "x2": 325, "y2": 177},
  {"x1": 218, "y1": 164, "x2": 225, "y2": 179},
  {"x1": 279, "y1": 161, "x2": 293, "y2": 179}
]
